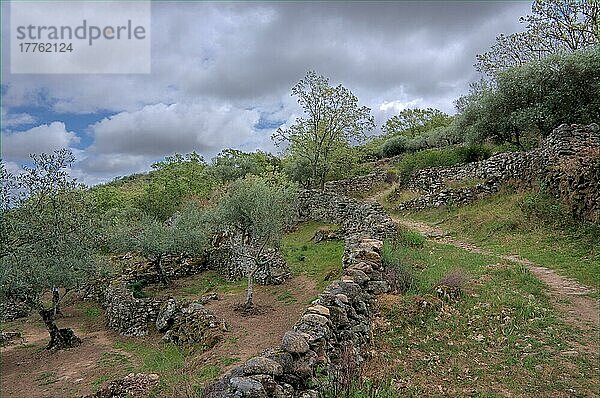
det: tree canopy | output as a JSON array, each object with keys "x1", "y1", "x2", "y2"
[
  {"x1": 382, "y1": 108, "x2": 452, "y2": 139},
  {"x1": 273, "y1": 71, "x2": 375, "y2": 189},
  {"x1": 458, "y1": 47, "x2": 600, "y2": 146},
  {"x1": 0, "y1": 149, "x2": 99, "y2": 349},
  {"x1": 475, "y1": 0, "x2": 599, "y2": 77},
  {"x1": 213, "y1": 175, "x2": 297, "y2": 308}
]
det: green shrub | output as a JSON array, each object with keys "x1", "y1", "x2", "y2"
[
  {"x1": 394, "y1": 145, "x2": 493, "y2": 181},
  {"x1": 396, "y1": 228, "x2": 426, "y2": 248},
  {"x1": 455, "y1": 144, "x2": 492, "y2": 163},
  {"x1": 380, "y1": 136, "x2": 408, "y2": 158},
  {"x1": 382, "y1": 238, "x2": 417, "y2": 293},
  {"x1": 127, "y1": 280, "x2": 148, "y2": 298},
  {"x1": 520, "y1": 190, "x2": 566, "y2": 226}
]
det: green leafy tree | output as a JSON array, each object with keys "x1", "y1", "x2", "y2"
[
  {"x1": 137, "y1": 152, "x2": 216, "y2": 220},
  {"x1": 209, "y1": 149, "x2": 281, "y2": 183},
  {"x1": 273, "y1": 71, "x2": 375, "y2": 189},
  {"x1": 214, "y1": 176, "x2": 296, "y2": 309},
  {"x1": 382, "y1": 108, "x2": 453, "y2": 139},
  {"x1": 458, "y1": 47, "x2": 600, "y2": 146},
  {"x1": 106, "y1": 203, "x2": 213, "y2": 285},
  {"x1": 0, "y1": 150, "x2": 98, "y2": 350},
  {"x1": 380, "y1": 135, "x2": 408, "y2": 158},
  {"x1": 476, "y1": 0, "x2": 599, "y2": 77}
]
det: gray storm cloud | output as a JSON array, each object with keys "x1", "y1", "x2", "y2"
[{"x1": 1, "y1": 1, "x2": 532, "y2": 184}]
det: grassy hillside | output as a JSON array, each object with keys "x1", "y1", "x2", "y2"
[
  {"x1": 406, "y1": 188, "x2": 599, "y2": 290},
  {"x1": 337, "y1": 228, "x2": 599, "y2": 397}
]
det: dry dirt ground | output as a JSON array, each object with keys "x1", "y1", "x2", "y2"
[{"x1": 0, "y1": 274, "x2": 320, "y2": 398}]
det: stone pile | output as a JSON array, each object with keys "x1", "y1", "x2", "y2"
[
  {"x1": 103, "y1": 281, "x2": 224, "y2": 341},
  {"x1": 0, "y1": 294, "x2": 35, "y2": 322},
  {"x1": 84, "y1": 373, "x2": 160, "y2": 398},
  {"x1": 158, "y1": 298, "x2": 224, "y2": 349},
  {"x1": 103, "y1": 282, "x2": 164, "y2": 336},
  {"x1": 120, "y1": 254, "x2": 208, "y2": 284}
]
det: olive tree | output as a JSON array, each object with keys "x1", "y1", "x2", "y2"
[
  {"x1": 382, "y1": 108, "x2": 452, "y2": 139},
  {"x1": 0, "y1": 150, "x2": 98, "y2": 350},
  {"x1": 106, "y1": 202, "x2": 213, "y2": 285},
  {"x1": 137, "y1": 152, "x2": 216, "y2": 221},
  {"x1": 273, "y1": 71, "x2": 374, "y2": 189},
  {"x1": 214, "y1": 175, "x2": 296, "y2": 309},
  {"x1": 457, "y1": 47, "x2": 600, "y2": 146},
  {"x1": 476, "y1": 0, "x2": 599, "y2": 77}
]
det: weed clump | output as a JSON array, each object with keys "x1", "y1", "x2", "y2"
[
  {"x1": 396, "y1": 227, "x2": 425, "y2": 248},
  {"x1": 382, "y1": 240, "x2": 415, "y2": 294},
  {"x1": 433, "y1": 269, "x2": 467, "y2": 302}
]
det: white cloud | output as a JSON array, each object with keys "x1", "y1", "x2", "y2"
[
  {"x1": 1, "y1": 121, "x2": 79, "y2": 161},
  {"x1": 1, "y1": 108, "x2": 36, "y2": 127},
  {"x1": 88, "y1": 102, "x2": 261, "y2": 157},
  {"x1": 379, "y1": 99, "x2": 423, "y2": 113},
  {"x1": 0, "y1": 1, "x2": 534, "y2": 183}
]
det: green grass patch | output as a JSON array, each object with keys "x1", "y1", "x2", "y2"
[
  {"x1": 197, "y1": 365, "x2": 221, "y2": 382},
  {"x1": 148, "y1": 270, "x2": 246, "y2": 300},
  {"x1": 113, "y1": 340, "x2": 187, "y2": 373},
  {"x1": 98, "y1": 350, "x2": 133, "y2": 369},
  {"x1": 366, "y1": 236, "x2": 599, "y2": 397},
  {"x1": 384, "y1": 188, "x2": 420, "y2": 207},
  {"x1": 220, "y1": 357, "x2": 240, "y2": 366},
  {"x1": 91, "y1": 375, "x2": 111, "y2": 392},
  {"x1": 407, "y1": 188, "x2": 599, "y2": 290},
  {"x1": 275, "y1": 289, "x2": 298, "y2": 304},
  {"x1": 35, "y1": 371, "x2": 59, "y2": 386},
  {"x1": 282, "y1": 221, "x2": 344, "y2": 289},
  {"x1": 348, "y1": 182, "x2": 391, "y2": 200}
]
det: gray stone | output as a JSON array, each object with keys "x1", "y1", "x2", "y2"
[
  {"x1": 243, "y1": 356, "x2": 283, "y2": 376},
  {"x1": 229, "y1": 376, "x2": 265, "y2": 397},
  {"x1": 281, "y1": 331, "x2": 309, "y2": 354},
  {"x1": 365, "y1": 280, "x2": 390, "y2": 294},
  {"x1": 306, "y1": 305, "x2": 330, "y2": 317},
  {"x1": 156, "y1": 299, "x2": 178, "y2": 332},
  {"x1": 301, "y1": 313, "x2": 329, "y2": 326}
]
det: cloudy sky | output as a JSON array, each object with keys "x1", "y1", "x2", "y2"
[{"x1": 1, "y1": 1, "x2": 532, "y2": 185}]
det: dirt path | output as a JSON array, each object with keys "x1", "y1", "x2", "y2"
[
  {"x1": 0, "y1": 274, "x2": 322, "y2": 398},
  {"x1": 0, "y1": 306, "x2": 131, "y2": 398},
  {"x1": 393, "y1": 217, "x2": 599, "y2": 351},
  {"x1": 193, "y1": 274, "x2": 320, "y2": 373}
]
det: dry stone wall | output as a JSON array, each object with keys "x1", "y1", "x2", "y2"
[
  {"x1": 296, "y1": 190, "x2": 396, "y2": 241},
  {"x1": 103, "y1": 281, "x2": 223, "y2": 340},
  {"x1": 395, "y1": 123, "x2": 599, "y2": 221},
  {"x1": 204, "y1": 237, "x2": 388, "y2": 398},
  {"x1": 102, "y1": 239, "x2": 289, "y2": 337},
  {"x1": 204, "y1": 190, "x2": 397, "y2": 397},
  {"x1": 103, "y1": 282, "x2": 164, "y2": 336},
  {"x1": 323, "y1": 171, "x2": 392, "y2": 197}
]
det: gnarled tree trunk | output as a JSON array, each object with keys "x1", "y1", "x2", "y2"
[
  {"x1": 153, "y1": 254, "x2": 169, "y2": 285},
  {"x1": 244, "y1": 270, "x2": 254, "y2": 309},
  {"x1": 39, "y1": 307, "x2": 81, "y2": 350},
  {"x1": 51, "y1": 287, "x2": 62, "y2": 317}
]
